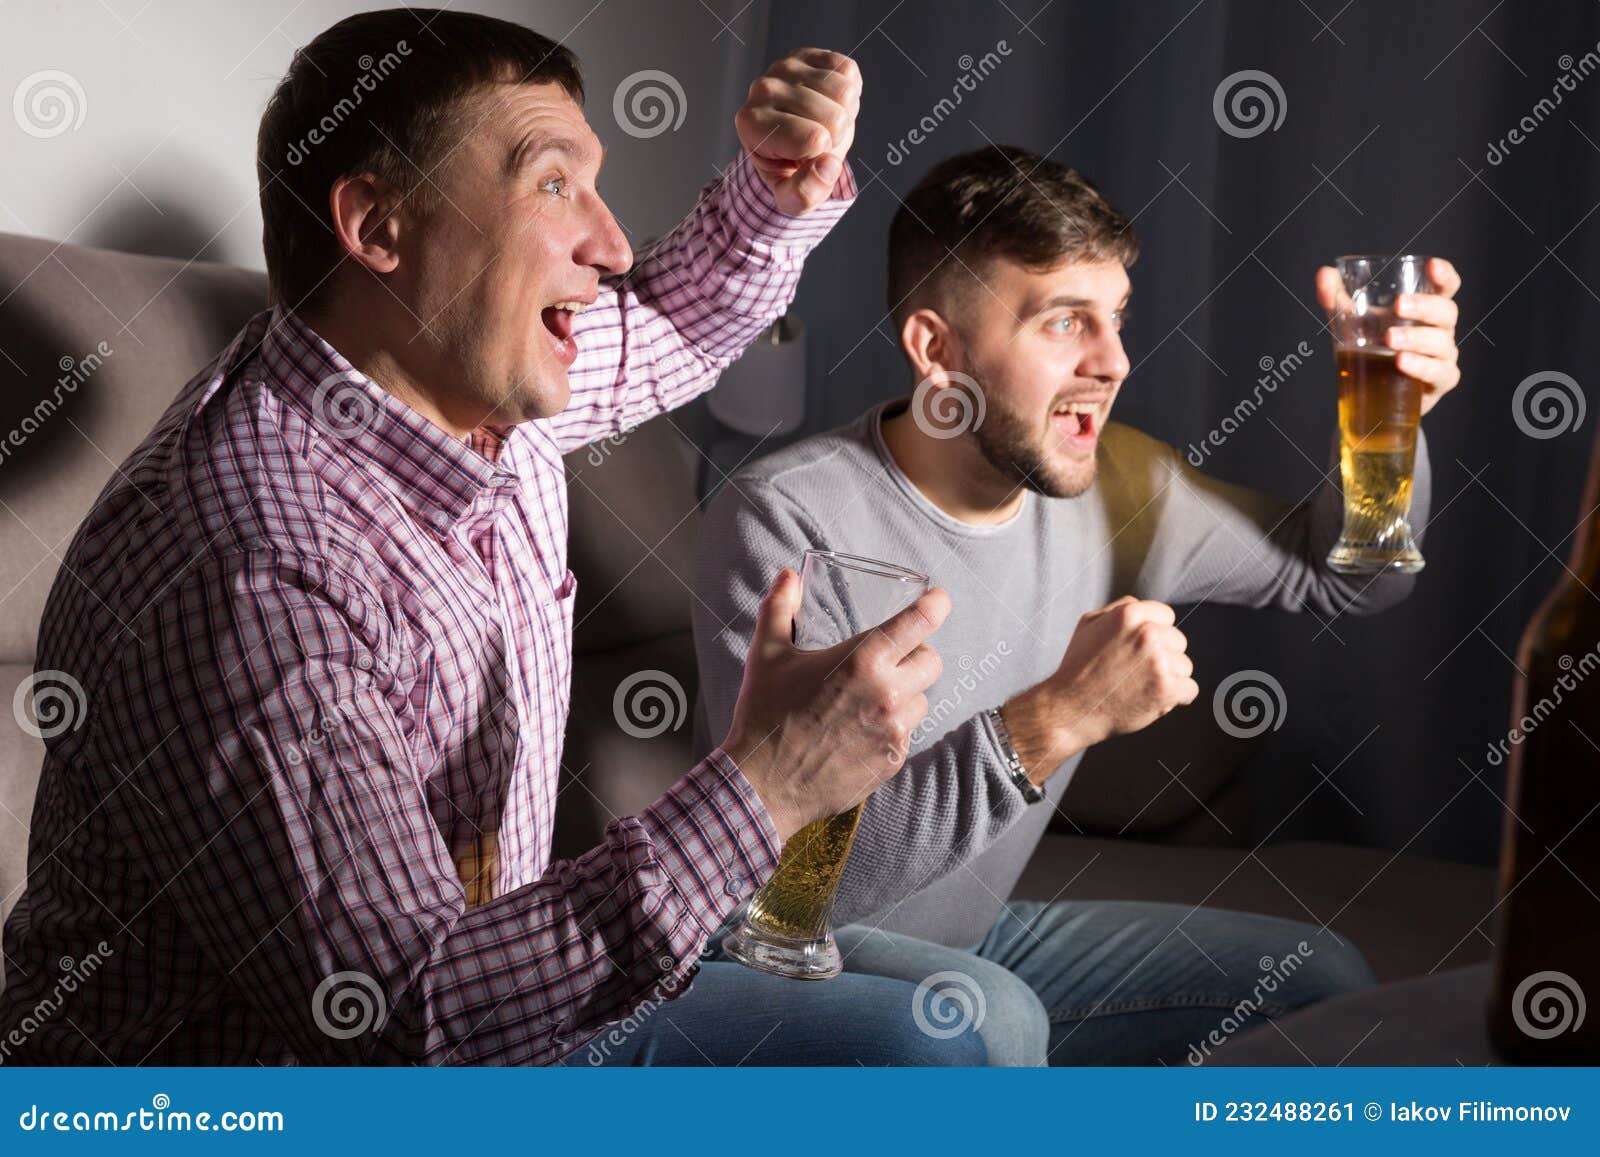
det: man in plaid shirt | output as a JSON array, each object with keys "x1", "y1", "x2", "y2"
[{"x1": 0, "y1": 9, "x2": 967, "y2": 1066}]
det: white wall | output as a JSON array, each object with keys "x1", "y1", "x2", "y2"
[{"x1": 0, "y1": 0, "x2": 771, "y2": 266}]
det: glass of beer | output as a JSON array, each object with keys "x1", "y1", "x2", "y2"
[
  {"x1": 723, "y1": 549, "x2": 931, "y2": 980},
  {"x1": 1325, "y1": 254, "x2": 1436, "y2": 574}
]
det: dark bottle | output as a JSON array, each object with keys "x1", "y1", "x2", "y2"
[{"x1": 1488, "y1": 425, "x2": 1600, "y2": 1063}]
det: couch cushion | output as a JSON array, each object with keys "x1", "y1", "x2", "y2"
[
  {"x1": 564, "y1": 416, "x2": 701, "y2": 656},
  {"x1": 1012, "y1": 833, "x2": 1496, "y2": 983},
  {"x1": 553, "y1": 630, "x2": 700, "y2": 862},
  {"x1": 1205, "y1": 964, "x2": 1498, "y2": 1065},
  {"x1": 0, "y1": 230, "x2": 267, "y2": 661}
]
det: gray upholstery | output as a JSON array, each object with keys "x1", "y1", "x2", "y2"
[
  {"x1": 1012, "y1": 836, "x2": 1493, "y2": 984},
  {"x1": 0, "y1": 230, "x2": 1495, "y2": 1013},
  {"x1": 1205, "y1": 965, "x2": 1499, "y2": 1065}
]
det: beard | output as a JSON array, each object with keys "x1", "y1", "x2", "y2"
[{"x1": 967, "y1": 376, "x2": 1100, "y2": 500}]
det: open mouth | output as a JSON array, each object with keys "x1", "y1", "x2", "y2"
[
  {"x1": 1050, "y1": 399, "x2": 1104, "y2": 450},
  {"x1": 540, "y1": 298, "x2": 591, "y2": 367}
]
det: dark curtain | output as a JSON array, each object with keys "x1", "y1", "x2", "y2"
[{"x1": 711, "y1": 0, "x2": 1600, "y2": 864}]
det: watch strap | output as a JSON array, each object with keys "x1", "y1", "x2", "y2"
[{"x1": 986, "y1": 706, "x2": 1046, "y2": 804}]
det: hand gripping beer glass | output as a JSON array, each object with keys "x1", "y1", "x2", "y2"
[
  {"x1": 1325, "y1": 254, "x2": 1437, "y2": 574},
  {"x1": 723, "y1": 549, "x2": 931, "y2": 980}
]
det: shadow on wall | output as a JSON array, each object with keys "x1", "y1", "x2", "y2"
[
  {"x1": 74, "y1": 147, "x2": 249, "y2": 267},
  {"x1": 0, "y1": 214, "x2": 267, "y2": 497}
]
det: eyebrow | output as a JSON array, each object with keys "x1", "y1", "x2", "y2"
[
  {"x1": 1031, "y1": 290, "x2": 1132, "y2": 313},
  {"x1": 509, "y1": 132, "x2": 604, "y2": 175}
]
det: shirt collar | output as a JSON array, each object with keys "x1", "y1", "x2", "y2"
[{"x1": 261, "y1": 305, "x2": 522, "y2": 534}]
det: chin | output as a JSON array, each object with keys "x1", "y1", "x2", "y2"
[
  {"x1": 1034, "y1": 453, "x2": 1098, "y2": 500},
  {"x1": 520, "y1": 372, "x2": 572, "y2": 421}
]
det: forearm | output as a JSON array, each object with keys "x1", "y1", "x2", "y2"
[
  {"x1": 1129, "y1": 423, "x2": 1431, "y2": 617},
  {"x1": 830, "y1": 715, "x2": 1032, "y2": 927},
  {"x1": 999, "y1": 680, "x2": 1092, "y2": 786},
  {"x1": 105, "y1": 677, "x2": 779, "y2": 1066},
  {"x1": 552, "y1": 151, "x2": 856, "y2": 451},
  {"x1": 385, "y1": 752, "x2": 781, "y2": 1064}
]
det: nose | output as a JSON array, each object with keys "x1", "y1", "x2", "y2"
[
  {"x1": 1080, "y1": 326, "x2": 1130, "y2": 385},
  {"x1": 577, "y1": 192, "x2": 632, "y2": 278}
]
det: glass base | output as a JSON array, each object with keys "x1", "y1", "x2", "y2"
[
  {"x1": 1326, "y1": 539, "x2": 1425, "y2": 575},
  {"x1": 721, "y1": 920, "x2": 842, "y2": 980}
]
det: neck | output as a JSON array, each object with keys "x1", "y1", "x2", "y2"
[
  {"x1": 879, "y1": 402, "x2": 1028, "y2": 526},
  {"x1": 295, "y1": 301, "x2": 475, "y2": 440}
]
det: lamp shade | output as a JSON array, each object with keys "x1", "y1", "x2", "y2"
[{"x1": 707, "y1": 314, "x2": 807, "y2": 436}]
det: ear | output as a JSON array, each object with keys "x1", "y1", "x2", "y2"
[
  {"x1": 326, "y1": 172, "x2": 404, "y2": 278},
  {"x1": 899, "y1": 307, "x2": 964, "y2": 383}
]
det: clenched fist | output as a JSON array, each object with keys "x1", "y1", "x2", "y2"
[
  {"x1": 735, "y1": 48, "x2": 862, "y2": 216},
  {"x1": 1002, "y1": 596, "x2": 1198, "y2": 783}
]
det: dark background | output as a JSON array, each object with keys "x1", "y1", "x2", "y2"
[{"x1": 699, "y1": 0, "x2": 1600, "y2": 865}]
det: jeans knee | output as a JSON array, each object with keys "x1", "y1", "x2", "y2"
[
  {"x1": 874, "y1": 1017, "x2": 990, "y2": 1066},
  {"x1": 1270, "y1": 932, "x2": 1377, "y2": 1011},
  {"x1": 904, "y1": 961, "x2": 1049, "y2": 1067},
  {"x1": 810, "y1": 974, "x2": 986, "y2": 1066}
]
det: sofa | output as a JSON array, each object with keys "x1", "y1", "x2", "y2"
[{"x1": 0, "y1": 230, "x2": 1497, "y2": 1017}]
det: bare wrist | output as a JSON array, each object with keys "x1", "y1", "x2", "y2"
[
  {"x1": 1001, "y1": 683, "x2": 1094, "y2": 786},
  {"x1": 720, "y1": 732, "x2": 801, "y2": 842}
]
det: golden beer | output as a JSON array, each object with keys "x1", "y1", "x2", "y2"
[
  {"x1": 1333, "y1": 347, "x2": 1423, "y2": 569},
  {"x1": 1325, "y1": 255, "x2": 1432, "y2": 574},
  {"x1": 741, "y1": 804, "x2": 864, "y2": 942}
]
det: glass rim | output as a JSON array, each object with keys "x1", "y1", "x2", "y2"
[
  {"x1": 1334, "y1": 252, "x2": 1433, "y2": 267},
  {"x1": 801, "y1": 548, "x2": 928, "y2": 586}
]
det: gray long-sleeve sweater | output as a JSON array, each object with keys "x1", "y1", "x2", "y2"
[{"x1": 691, "y1": 399, "x2": 1430, "y2": 948}]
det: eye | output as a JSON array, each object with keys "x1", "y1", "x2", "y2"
[
  {"x1": 1046, "y1": 315, "x2": 1076, "y2": 335},
  {"x1": 541, "y1": 174, "x2": 569, "y2": 198},
  {"x1": 1112, "y1": 308, "x2": 1131, "y2": 330}
]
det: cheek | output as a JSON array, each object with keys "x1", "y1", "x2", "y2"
[
  {"x1": 492, "y1": 220, "x2": 571, "y2": 322},
  {"x1": 979, "y1": 343, "x2": 1060, "y2": 417},
  {"x1": 505, "y1": 197, "x2": 571, "y2": 263}
]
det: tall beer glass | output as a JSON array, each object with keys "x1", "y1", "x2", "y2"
[
  {"x1": 723, "y1": 549, "x2": 931, "y2": 980},
  {"x1": 1325, "y1": 254, "x2": 1436, "y2": 574}
]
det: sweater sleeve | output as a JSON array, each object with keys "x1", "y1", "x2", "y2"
[
  {"x1": 691, "y1": 477, "x2": 1038, "y2": 928},
  {"x1": 1107, "y1": 423, "x2": 1433, "y2": 614}
]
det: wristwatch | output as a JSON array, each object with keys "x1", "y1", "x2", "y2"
[{"x1": 985, "y1": 706, "x2": 1046, "y2": 804}]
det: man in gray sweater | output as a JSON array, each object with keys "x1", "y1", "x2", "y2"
[{"x1": 691, "y1": 145, "x2": 1463, "y2": 1065}]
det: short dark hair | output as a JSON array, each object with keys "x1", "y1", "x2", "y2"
[
  {"x1": 256, "y1": 8, "x2": 584, "y2": 311},
  {"x1": 887, "y1": 145, "x2": 1138, "y2": 330}
]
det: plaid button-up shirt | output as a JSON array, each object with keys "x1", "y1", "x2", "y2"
[{"x1": 1, "y1": 152, "x2": 854, "y2": 1065}]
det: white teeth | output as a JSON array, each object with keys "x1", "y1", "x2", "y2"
[
  {"x1": 549, "y1": 300, "x2": 590, "y2": 313},
  {"x1": 1055, "y1": 402, "x2": 1100, "y2": 415}
]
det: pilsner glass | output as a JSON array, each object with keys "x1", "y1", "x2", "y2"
[
  {"x1": 723, "y1": 549, "x2": 931, "y2": 980},
  {"x1": 1325, "y1": 254, "x2": 1437, "y2": 575}
]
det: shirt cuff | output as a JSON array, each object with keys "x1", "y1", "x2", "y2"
[
  {"x1": 721, "y1": 149, "x2": 858, "y2": 249},
  {"x1": 639, "y1": 747, "x2": 784, "y2": 939}
]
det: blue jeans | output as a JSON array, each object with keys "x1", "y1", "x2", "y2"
[{"x1": 572, "y1": 900, "x2": 1375, "y2": 1066}]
